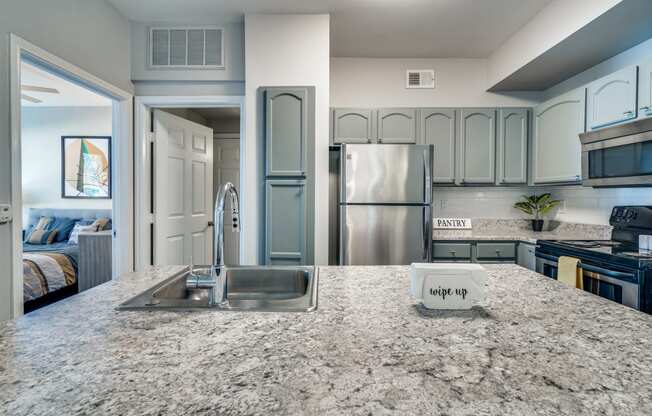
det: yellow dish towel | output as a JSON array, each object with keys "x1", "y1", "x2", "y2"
[{"x1": 558, "y1": 256, "x2": 583, "y2": 289}]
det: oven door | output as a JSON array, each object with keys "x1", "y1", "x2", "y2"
[
  {"x1": 536, "y1": 253, "x2": 640, "y2": 310},
  {"x1": 581, "y1": 133, "x2": 652, "y2": 187}
]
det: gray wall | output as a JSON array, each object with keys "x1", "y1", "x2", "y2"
[
  {"x1": 0, "y1": 0, "x2": 133, "y2": 322},
  {"x1": 130, "y1": 21, "x2": 245, "y2": 82}
]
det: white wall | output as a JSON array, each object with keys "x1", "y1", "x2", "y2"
[
  {"x1": 434, "y1": 186, "x2": 652, "y2": 225},
  {"x1": 331, "y1": 58, "x2": 541, "y2": 108},
  {"x1": 21, "y1": 107, "x2": 113, "y2": 223},
  {"x1": 130, "y1": 21, "x2": 245, "y2": 82},
  {"x1": 488, "y1": 0, "x2": 622, "y2": 89},
  {"x1": 244, "y1": 14, "x2": 330, "y2": 265},
  {"x1": 0, "y1": 0, "x2": 133, "y2": 321}
]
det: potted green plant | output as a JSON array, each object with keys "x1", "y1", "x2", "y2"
[{"x1": 514, "y1": 193, "x2": 561, "y2": 232}]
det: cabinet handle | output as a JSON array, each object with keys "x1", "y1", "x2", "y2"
[
  {"x1": 495, "y1": 250, "x2": 501, "y2": 256},
  {"x1": 640, "y1": 106, "x2": 650, "y2": 111},
  {"x1": 623, "y1": 111, "x2": 634, "y2": 117},
  {"x1": 450, "y1": 250, "x2": 456, "y2": 256}
]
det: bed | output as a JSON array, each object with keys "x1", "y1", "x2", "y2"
[{"x1": 22, "y1": 208, "x2": 112, "y2": 313}]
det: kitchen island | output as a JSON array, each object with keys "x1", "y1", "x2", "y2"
[{"x1": 1, "y1": 265, "x2": 651, "y2": 415}]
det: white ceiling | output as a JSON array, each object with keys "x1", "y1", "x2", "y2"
[
  {"x1": 107, "y1": 0, "x2": 553, "y2": 58},
  {"x1": 21, "y1": 62, "x2": 112, "y2": 107}
]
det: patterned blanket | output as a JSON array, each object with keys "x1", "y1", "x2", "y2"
[{"x1": 23, "y1": 252, "x2": 77, "y2": 302}]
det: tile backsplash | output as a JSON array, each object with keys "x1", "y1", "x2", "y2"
[{"x1": 433, "y1": 185, "x2": 652, "y2": 225}]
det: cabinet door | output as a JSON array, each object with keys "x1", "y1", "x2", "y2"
[
  {"x1": 332, "y1": 108, "x2": 375, "y2": 144},
  {"x1": 517, "y1": 242, "x2": 536, "y2": 271},
  {"x1": 497, "y1": 108, "x2": 528, "y2": 184},
  {"x1": 377, "y1": 108, "x2": 417, "y2": 143},
  {"x1": 419, "y1": 108, "x2": 457, "y2": 183},
  {"x1": 586, "y1": 66, "x2": 637, "y2": 130},
  {"x1": 459, "y1": 108, "x2": 496, "y2": 183},
  {"x1": 533, "y1": 88, "x2": 585, "y2": 184},
  {"x1": 265, "y1": 179, "x2": 306, "y2": 265},
  {"x1": 638, "y1": 60, "x2": 652, "y2": 119},
  {"x1": 265, "y1": 88, "x2": 307, "y2": 176}
]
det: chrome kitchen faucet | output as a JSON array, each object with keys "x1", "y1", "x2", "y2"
[{"x1": 186, "y1": 182, "x2": 240, "y2": 305}]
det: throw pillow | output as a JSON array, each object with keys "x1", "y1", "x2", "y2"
[
  {"x1": 68, "y1": 223, "x2": 99, "y2": 245},
  {"x1": 91, "y1": 217, "x2": 111, "y2": 231},
  {"x1": 26, "y1": 226, "x2": 58, "y2": 245},
  {"x1": 24, "y1": 216, "x2": 54, "y2": 244},
  {"x1": 46, "y1": 217, "x2": 79, "y2": 243}
]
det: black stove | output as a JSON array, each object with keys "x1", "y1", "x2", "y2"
[{"x1": 536, "y1": 206, "x2": 652, "y2": 313}]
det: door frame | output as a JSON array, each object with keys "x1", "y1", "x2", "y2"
[
  {"x1": 134, "y1": 96, "x2": 245, "y2": 270},
  {"x1": 9, "y1": 34, "x2": 134, "y2": 318}
]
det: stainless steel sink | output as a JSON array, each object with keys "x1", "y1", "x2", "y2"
[{"x1": 117, "y1": 266, "x2": 318, "y2": 312}]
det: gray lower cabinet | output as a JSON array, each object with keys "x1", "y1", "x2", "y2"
[
  {"x1": 377, "y1": 108, "x2": 417, "y2": 144},
  {"x1": 265, "y1": 179, "x2": 306, "y2": 265},
  {"x1": 432, "y1": 242, "x2": 472, "y2": 261},
  {"x1": 459, "y1": 108, "x2": 496, "y2": 184},
  {"x1": 532, "y1": 88, "x2": 585, "y2": 184},
  {"x1": 265, "y1": 88, "x2": 307, "y2": 176},
  {"x1": 586, "y1": 65, "x2": 637, "y2": 130},
  {"x1": 517, "y1": 242, "x2": 537, "y2": 271},
  {"x1": 432, "y1": 241, "x2": 517, "y2": 263},
  {"x1": 497, "y1": 108, "x2": 528, "y2": 184},
  {"x1": 419, "y1": 108, "x2": 457, "y2": 183},
  {"x1": 332, "y1": 108, "x2": 375, "y2": 144},
  {"x1": 638, "y1": 60, "x2": 652, "y2": 119}
]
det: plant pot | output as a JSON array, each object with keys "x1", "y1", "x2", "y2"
[{"x1": 531, "y1": 219, "x2": 544, "y2": 232}]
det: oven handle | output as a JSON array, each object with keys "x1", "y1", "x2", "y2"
[{"x1": 535, "y1": 252, "x2": 636, "y2": 280}]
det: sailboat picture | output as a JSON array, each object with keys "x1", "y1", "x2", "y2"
[{"x1": 61, "y1": 136, "x2": 111, "y2": 199}]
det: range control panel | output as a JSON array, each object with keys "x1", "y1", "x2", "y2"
[{"x1": 610, "y1": 206, "x2": 652, "y2": 227}]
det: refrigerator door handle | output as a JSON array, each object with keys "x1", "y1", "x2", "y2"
[
  {"x1": 422, "y1": 206, "x2": 429, "y2": 261},
  {"x1": 423, "y1": 149, "x2": 431, "y2": 203}
]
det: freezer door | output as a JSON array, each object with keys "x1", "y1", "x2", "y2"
[
  {"x1": 340, "y1": 205, "x2": 432, "y2": 265},
  {"x1": 341, "y1": 144, "x2": 432, "y2": 204}
]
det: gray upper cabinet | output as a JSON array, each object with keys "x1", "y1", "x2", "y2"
[
  {"x1": 459, "y1": 108, "x2": 496, "y2": 184},
  {"x1": 265, "y1": 88, "x2": 307, "y2": 177},
  {"x1": 532, "y1": 88, "x2": 585, "y2": 184},
  {"x1": 638, "y1": 60, "x2": 652, "y2": 119},
  {"x1": 497, "y1": 108, "x2": 528, "y2": 184},
  {"x1": 377, "y1": 108, "x2": 417, "y2": 144},
  {"x1": 265, "y1": 179, "x2": 306, "y2": 265},
  {"x1": 419, "y1": 108, "x2": 457, "y2": 183},
  {"x1": 586, "y1": 65, "x2": 637, "y2": 130},
  {"x1": 332, "y1": 108, "x2": 375, "y2": 144}
]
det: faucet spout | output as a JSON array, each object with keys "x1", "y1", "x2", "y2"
[
  {"x1": 187, "y1": 182, "x2": 240, "y2": 306},
  {"x1": 214, "y1": 182, "x2": 240, "y2": 270}
]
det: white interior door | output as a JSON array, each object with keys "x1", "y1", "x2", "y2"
[
  {"x1": 213, "y1": 138, "x2": 240, "y2": 265},
  {"x1": 154, "y1": 109, "x2": 213, "y2": 266}
]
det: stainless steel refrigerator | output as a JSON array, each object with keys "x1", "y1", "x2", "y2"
[{"x1": 339, "y1": 144, "x2": 433, "y2": 265}]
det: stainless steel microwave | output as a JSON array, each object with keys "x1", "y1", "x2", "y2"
[{"x1": 580, "y1": 118, "x2": 652, "y2": 187}]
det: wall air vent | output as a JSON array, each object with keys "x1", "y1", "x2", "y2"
[
  {"x1": 149, "y1": 26, "x2": 224, "y2": 69},
  {"x1": 406, "y1": 69, "x2": 435, "y2": 89}
]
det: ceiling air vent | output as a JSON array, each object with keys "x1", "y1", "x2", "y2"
[
  {"x1": 406, "y1": 69, "x2": 435, "y2": 89},
  {"x1": 149, "y1": 27, "x2": 224, "y2": 69}
]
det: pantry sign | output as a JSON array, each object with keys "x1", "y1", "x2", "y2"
[{"x1": 433, "y1": 218, "x2": 472, "y2": 230}]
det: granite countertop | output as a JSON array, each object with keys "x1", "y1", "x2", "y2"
[
  {"x1": 433, "y1": 219, "x2": 613, "y2": 244},
  {"x1": 2, "y1": 265, "x2": 652, "y2": 415}
]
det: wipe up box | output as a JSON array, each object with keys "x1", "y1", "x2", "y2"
[{"x1": 409, "y1": 263, "x2": 488, "y2": 310}]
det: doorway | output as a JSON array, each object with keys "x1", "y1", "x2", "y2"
[
  {"x1": 20, "y1": 61, "x2": 115, "y2": 312},
  {"x1": 134, "y1": 98, "x2": 244, "y2": 270},
  {"x1": 8, "y1": 35, "x2": 133, "y2": 319}
]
